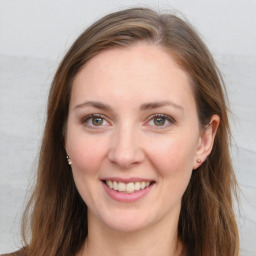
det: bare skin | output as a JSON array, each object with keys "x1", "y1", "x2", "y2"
[
  {"x1": 79, "y1": 209, "x2": 184, "y2": 256},
  {"x1": 66, "y1": 42, "x2": 219, "y2": 256}
]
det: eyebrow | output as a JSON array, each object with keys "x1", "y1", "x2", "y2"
[
  {"x1": 74, "y1": 101, "x2": 113, "y2": 111},
  {"x1": 74, "y1": 100, "x2": 184, "y2": 112},
  {"x1": 140, "y1": 101, "x2": 184, "y2": 112}
]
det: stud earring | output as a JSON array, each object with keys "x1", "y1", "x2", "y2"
[
  {"x1": 66, "y1": 155, "x2": 72, "y2": 165},
  {"x1": 196, "y1": 159, "x2": 202, "y2": 164}
]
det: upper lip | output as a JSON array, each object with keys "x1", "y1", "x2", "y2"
[{"x1": 101, "y1": 177, "x2": 155, "y2": 183}]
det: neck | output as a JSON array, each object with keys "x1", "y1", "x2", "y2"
[{"x1": 80, "y1": 210, "x2": 183, "y2": 256}]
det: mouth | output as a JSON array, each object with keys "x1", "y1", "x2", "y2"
[{"x1": 103, "y1": 180, "x2": 155, "y2": 193}]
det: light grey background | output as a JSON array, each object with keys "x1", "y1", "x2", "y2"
[{"x1": 0, "y1": 0, "x2": 255, "y2": 255}]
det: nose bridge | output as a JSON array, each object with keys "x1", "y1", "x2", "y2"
[{"x1": 108, "y1": 122, "x2": 144, "y2": 168}]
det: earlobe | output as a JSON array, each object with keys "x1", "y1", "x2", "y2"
[{"x1": 193, "y1": 114, "x2": 220, "y2": 169}]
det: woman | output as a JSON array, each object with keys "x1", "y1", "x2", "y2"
[{"x1": 3, "y1": 7, "x2": 239, "y2": 256}]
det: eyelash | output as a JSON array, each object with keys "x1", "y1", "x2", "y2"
[
  {"x1": 81, "y1": 114, "x2": 108, "y2": 127},
  {"x1": 147, "y1": 114, "x2": 175, "y2": 128},
  {"x1": 81, "y1": 113, "x2": 175, "y2": 128}
]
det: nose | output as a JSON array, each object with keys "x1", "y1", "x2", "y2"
[{"x1": 108, "y1": 124, "x2": 145, "y2": 169}]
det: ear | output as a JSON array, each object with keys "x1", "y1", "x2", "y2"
[{"x1": 193, "y1": 114, "x2": 220, "y2": 169}]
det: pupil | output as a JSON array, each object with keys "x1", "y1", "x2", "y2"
[
  {"x1": 92, "y1": 117, "x2": 103, "y2": 126},
  {"x1": 154, "y1": 117, "x2": 165, "y2": 126}
]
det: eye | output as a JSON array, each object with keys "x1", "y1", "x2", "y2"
[
  {"x1": 147, "y1": 114, "x2": 175, "y2": 128},
  {"x1": 153, "y1": 116, "x2": 166, "y2": 126},
  {"x1": 82, "y1": 114, "x2": 109, "y2": 127}
]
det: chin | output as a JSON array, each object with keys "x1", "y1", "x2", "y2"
[
  {"x1": 99, "y1": 209, "x2": 155, "y2": 233},
  {"x1": 106, "y1": 219, "x2": 149, "y2": 233}
]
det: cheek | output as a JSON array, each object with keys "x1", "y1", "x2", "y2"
[
  {"x1": 145, "y1": 134, "x2": 197, "y2": 177},
  {"x1": 67, "y1": 134, "x2": 108, "y2": 176},
  {"x1": 67, "y1": 135, "x2": 109, "y2": 206}
]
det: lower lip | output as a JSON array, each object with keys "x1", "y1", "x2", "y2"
[{"x1": 103, "y1": 182, "x2": 154, "y2": 202}]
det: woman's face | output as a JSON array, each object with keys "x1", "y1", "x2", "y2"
[{"x1": 65, "y1": 42, "x2": 214, "y2": 233}]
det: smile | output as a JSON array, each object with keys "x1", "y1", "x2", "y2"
[
  {"x1": 105, "y1": 180, "x2": 152, "y2": 193},
  {"x1": 102, "y1": 178, "x2": 155, "y2": 202}
]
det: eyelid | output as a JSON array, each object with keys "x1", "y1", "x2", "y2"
[
  {"x1": 80, "y1": 113, "x2": 175, "y2": 129},
  {"x1": 145, "y1": 113, "x2": 176, "y2": 127},
  {"x1": 81, "y1": 114, "x2": 111, "y2": 127}
]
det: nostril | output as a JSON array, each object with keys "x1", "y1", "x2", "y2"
[{"x1": 108, "y1": 148, "x2": 145, "y2": 168}]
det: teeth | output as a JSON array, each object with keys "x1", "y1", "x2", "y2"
[
  {"x1": 126, "y1": 182, "x2": 135, "y2": 193},
  {"x1": 113, "y1": 181, "x2": 118, "y2": 190},
  {"x1": 105, "y1": 180, "x2": 152, "y2": 193},
  {"x1": 106, "y1": 180, "x2": 113, "y2": 189},
  {"x1": 118, "y1": 182, "x2": 126, "y2": 192},
  {"x1": 134, "y1": 182, "x2": 140, "y2": 191}
]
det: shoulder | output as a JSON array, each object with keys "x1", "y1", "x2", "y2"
[{"x1": 1, "y1": 248, "x2": 26, "y2": 256}]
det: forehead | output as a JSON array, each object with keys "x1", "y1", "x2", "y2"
[{"x1": 70, "y1": 42, "x2": 196, "y2": 111}]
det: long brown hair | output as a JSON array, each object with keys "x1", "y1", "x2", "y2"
[{"x1": 21, "y1": 7, "x2": 239, "y2": 256}]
